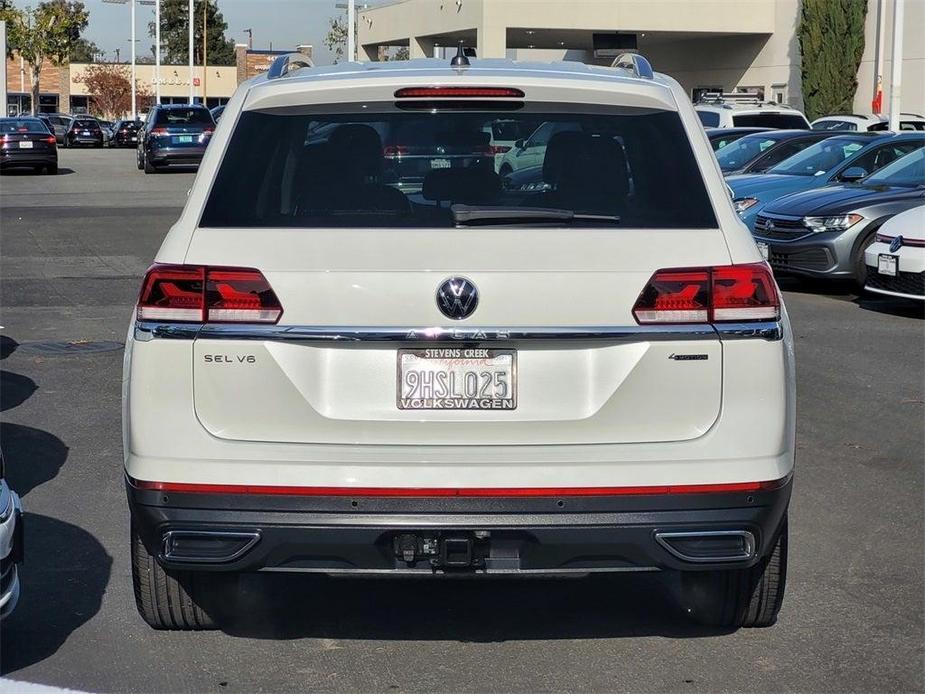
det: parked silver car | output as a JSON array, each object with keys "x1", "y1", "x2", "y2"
[{"x1": 0, "y1": 453, "x2": 23, "y2": 619}]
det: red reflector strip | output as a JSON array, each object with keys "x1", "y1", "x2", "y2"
[
  {"x1": 394, "y1": 87, "x2": 525, "y2": 99},
  {"x1": 129, "y1": 477, "x2": 789, "y2": 497},
  {"x1": 876, "y1": 233, "x2": 925, "y2": 247}
]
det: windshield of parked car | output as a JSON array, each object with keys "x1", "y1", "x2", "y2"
[
  {"x1": 812, "y1": 119, "x2": 859, "y2": 131},
  {"x1": 201, "y1": 106, "x2": 717, "y2": 229},
  {"x1": 766, "y1": 137, "x2": 868, "y2": 176},
  {"x1": 715, "y1": 134, "x2": 782, "y2": 172},
  {"x1": 862, "y1": 148, "x2": 925, "y2": 187},
  {"x1": 154, "y1": 108, "x2": 213, "y2": 126},
  {"x1": 0, "y1": 118, "x2": 49, "y2": 133}
]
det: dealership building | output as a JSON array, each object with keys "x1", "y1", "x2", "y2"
[
  {"x1": 356, "y1": 0, "x2": 924, "y2": 115},
  {"x1": 4, "y1": 44, "x2": 312, "y2": 117}
]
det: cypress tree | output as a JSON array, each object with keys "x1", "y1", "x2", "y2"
[{"x1": 798, "y1": 0, "x2": 868, "y2": 121}]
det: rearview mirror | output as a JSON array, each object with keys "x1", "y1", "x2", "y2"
[
  {"x1": 839, "y1": 166, "x2": 867, "y2": 182},
  {"x1": 515, "y1": 139, "x2": 525, "y2": 150}
]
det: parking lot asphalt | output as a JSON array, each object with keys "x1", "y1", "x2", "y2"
[{"x1": 1, "y1": 148, "x2": 923, "y2": 693}]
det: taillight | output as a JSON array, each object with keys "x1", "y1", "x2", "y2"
[
  {"x1": 488, "y1": 144, "x2": 511, "y2": 155},
  {"x1": 149, "y1": 127, "x2": 169, "y2": 137},
  {"x1": 633, "y1": 263, "x2": 779, "y2": 324},
  {"x1": 44, "y1": 135, "x2": 56, "y2": 144},
  {"x1": 383, "y1": 144, "x2": 408, "y2": 157},
  {"x1": 136, "y1": 265, "x2": 282, "y2": 324}
]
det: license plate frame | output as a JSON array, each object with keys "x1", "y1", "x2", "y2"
[
  {"x1": 430, "y1": 158, "x2": 451, "y2": 169},
  {"x1": 178, "y1": 134, "x2": 194, "y2": 144},
  {"x1": 878, "y1": 253, "x2": 898, "y2": 276},
  {"x1": 18, "y1": 141, "x2": 33, "y2": 149},
  {"x1": 397, "y1": 348, "x2": 517, "y2": 411}
]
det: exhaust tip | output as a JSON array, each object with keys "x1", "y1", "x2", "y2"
[
  {"x1": 655, "y1": 530, "x2": 755, "y2": 563},
  {"x1": 162, "y1": 530, "x2": 260, "y2": 563}
]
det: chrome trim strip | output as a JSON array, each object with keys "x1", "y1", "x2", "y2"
[
  {"x1": 134, "y1": 321, "x2": 783, "y2": 343},
  {"x1": 654, "y1": 530, "x2": 756, "y2": 564},
  {"x1": 161, "y1": 530, "x2": 261, "y2": 564}
]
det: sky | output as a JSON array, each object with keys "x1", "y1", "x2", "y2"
[{"x1": 12, "y1": 0, "x2": 356, "y2": 65}]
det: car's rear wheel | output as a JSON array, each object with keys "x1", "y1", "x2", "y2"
[
  {"x1": 130, "y1": 522, "x2": 233, "y2": 630},
  {"x1": 46, "y1": 163, "x2": 58, "y2": 175},
  {"x1": 144, "y1": 157, "x2": 156, "y2": 174},
  {"x1": 680, "y1": 517, "x2": 788, "y2": 628}
]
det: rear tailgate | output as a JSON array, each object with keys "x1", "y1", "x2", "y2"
[{"x1": 187, "y1": 227, "x2": 727, "y2": 446}]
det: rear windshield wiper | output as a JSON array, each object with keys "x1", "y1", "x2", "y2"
[{"x1": 451, "y1": 204, "x2": 621, "y2": 227}]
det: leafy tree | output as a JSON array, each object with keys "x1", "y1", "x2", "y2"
[
  {"x1": 0, "y1": 0, "x2": 89, "y2": 114},
  {"x1": 323, "y1": 15, "x2": 347, "y2": 63},
  {"x1": 69, "y1": 37, "x2": 100, "y2": 63},
  {"x1": 147, "y1": 0, "x2": 235, "y2": 66},
  {"x1": 75, "y1": 62, "x2": 152, "y2": 119},
  {"x1": 798, "y1": 0, "x2": 867, "y2": 121}
]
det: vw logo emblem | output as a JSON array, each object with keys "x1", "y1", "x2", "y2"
[
  {"x1": 890, "y1": 235, "x2": 903, "y2": 253},
  {"x1": 437, "y1": 277, "x2": 479, "y2": 320}
]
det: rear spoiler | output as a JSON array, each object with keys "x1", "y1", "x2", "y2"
[{"x1": 267, "y1": 53, "x2": 314, "y2": 80}]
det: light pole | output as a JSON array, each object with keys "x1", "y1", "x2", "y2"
[
  {"x1": 188, "y1": 0, "x2": 194, "y2": 103},
  {"x1": 103, "y1": 0, "x2": 155, "y2": 118},
  {"x1": 335, "y1": 2, "x2": 369, "y2": 62},
  {"x1": 888, "y1": 0, "x2": 904, "y2": 131},
  {"x1": 155, "y1": 0, "x2": 161, "y2": 105}
]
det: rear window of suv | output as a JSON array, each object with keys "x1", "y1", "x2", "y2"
[
  {"x1": 155, "y1": 108, "x2": 213, "y2": 126},
  {"x1": 732, "y1": 113, "x2": 808, "y2": 128},
  {"x1": 201, "y1": 105, "x2": 717, "y2": 229}
]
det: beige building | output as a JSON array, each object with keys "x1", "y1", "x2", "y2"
[{"x1": 357, "y1": 0, "x2": 924, "y2": 116}]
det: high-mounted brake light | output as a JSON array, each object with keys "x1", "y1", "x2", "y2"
[
  {"x1": 136, "y1": 264, "x2": 282, "y2": 324},
  {"x1": 633, "y1": 263, "x2": 779, "y2": 325},
  {"x1": 394, "y1": 87, "x2": 525, "y2": 98}
]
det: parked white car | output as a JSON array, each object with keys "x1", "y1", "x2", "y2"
[
  {"x1": 812, "y1": 113, "x2": 925, "y2": 132},
  {"x1": 496, "y1": 120, "x2": 580, "y2": 177},
  {"x1": 123, "y1": 53, "x2": 795, "y2": 631},
  {"x1": 695, "y1": 95, "x2": 810, "y2": 129},
  {"x1": 0, "y1": 455, "x2": 23, "y2": 620},
  {"x1": 864, "y1": 205, "x2": 925, "y2": 300}
]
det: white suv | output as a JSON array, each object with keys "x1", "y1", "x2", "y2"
[
  {"x1": 123, "y1": 52, "x2": 795, "y2": 631},
  {"x1": 695, "y1": 94, "x2": 810, "y2": 130}
]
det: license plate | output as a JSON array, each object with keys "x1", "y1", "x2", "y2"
[
  {"x1": 82, "y1": 131, "x2": 91, "y2": 135},
  {"x1": 18, "y1": 141, "x2": 33, "y2": 149},
  {"x1": 757, "y1": 241, "x2": 769, "y2": 260},
  {"x1": 398, "y1": 348, "x2": 516, "y2": 410},
  {"x1": 878, "y1": 253, "x2": 898, "y2": 276},
  {"x1": 178, "y1": 135, "x2": 194, "y2": 143},
  {"x1": 430, "y1": 158, "x2": 451, "y2": 169},
  {"x1": 131, "y1": 136, "x2": 137, "y2": 141}
]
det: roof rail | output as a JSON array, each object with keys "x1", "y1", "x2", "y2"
[
  {"x1": 611, "y1": 52, "x2": 654, "y2": 80},
  {"x1": 901, "y1": 112, "x2": 925, "y2": 118},
  {"x1": 267, "y1": 53, "x2": 314, "y2": 80}
]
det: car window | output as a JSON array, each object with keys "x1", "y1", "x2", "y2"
[
  {"x1": 861, "y1": 147, "x2": 925, "y2": 187},
  {"x1": 0, "y1": 118, "x2": 49, "y2": 133},
  {"x1": 697, "y1": 110, "x2": 720, "y2": 127},
  {"x1": 201, "y1": 106, "x2": 718, "y2": 230},
  {"x1": 748, "y1": 140, "x2": 812, "y2": 172},
  {"x1": 841, "y1": 141, "x2": 924, "y2": 178},
  {"x1": 715, "y1": 136, "x2": 780, "y2": 172},
  {"x1": 732, "y1": 113, "x2": 809, "y2": 128},
  {"x1": 73, "y1": 119, "x2": 98, "y2": 128},
  {"x1": 812, "y1": 119, "x2": 858, "y2": 131},
  {"x1": 767, "y1": 137, "x2": 868, "y2": 176},
  {"x1": 490, "y1": 120, "x2": 522, "y2": 141},
  {"x1": 154, "y1": 108, "x2": 213, "y2": 126}
]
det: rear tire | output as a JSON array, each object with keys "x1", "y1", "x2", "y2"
[
  {"x1": 144, "y1": 157, "x2": 156, "y2": 174},
  {"x1": 46, "y1": 164, "x2": 58, "y2": 175},
  {"x1": 681, "y1": 517, "x2": 788, "y2": 628},
  {"x1": 131, "y1": 522, "x2": 232, "y2": 630}
]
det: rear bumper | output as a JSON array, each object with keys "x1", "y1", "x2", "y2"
[
  {"x1": 1, "y1": 150, "x2": 56, "y2": 167},
  {"x1": 148, "y1": 146, "x2": 207, "y2": 167},
  {"x1": 127, "y1": 475, "x2": 791, "y2": 575}
]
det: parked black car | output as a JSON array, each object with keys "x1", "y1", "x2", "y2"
[
  {"x1": 210, "y1": 104, "x2": 225, "y2": 122},
  {"x1": 715, "y1": 129, "x2": 852, "y2": 176},
  {"x1": 65, "y1": 117, "x2": 104, "y2": 148},
  {"x1": 137, "y1": 104, "x2": 215, "y2": 173},
  {"x1": 704, "y1": 127, "x2": 772, "y2": 151},
  {"x1": 38, "y1": 113, "x2": 72, "y2": 144},
  {"x1": 111, "y1": 119, "x2": 143, "y2": 148},
  {"x1": 0, "y1": 116, "x2": 58, "y2": 174}
]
